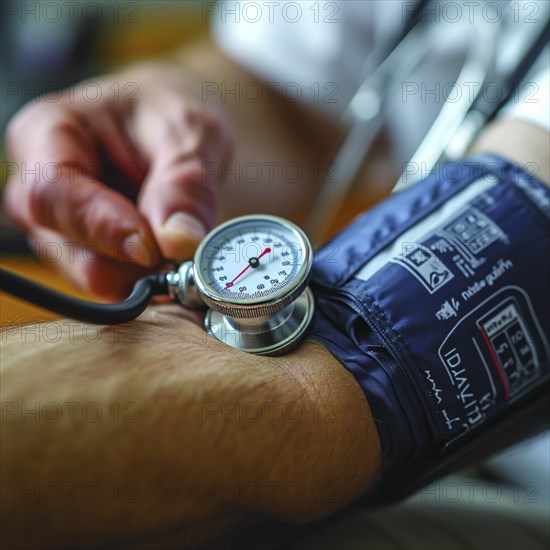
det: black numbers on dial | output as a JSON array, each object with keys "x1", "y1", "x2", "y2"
[{"x1": 202, "y1": 222, "x2": 304, "y2": 299}]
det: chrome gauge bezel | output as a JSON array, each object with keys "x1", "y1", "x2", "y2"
[{"x1": 193, "y1": 214, "x2": 313, "y2": 319}]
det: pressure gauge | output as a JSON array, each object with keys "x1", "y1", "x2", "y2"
[{"x1": 166, "y1": 215, "x2": 315, "y2": 356}]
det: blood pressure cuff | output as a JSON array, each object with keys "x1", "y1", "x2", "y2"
[{"x1": 309, "y1": 155, "x2": 550, "y2": 500}]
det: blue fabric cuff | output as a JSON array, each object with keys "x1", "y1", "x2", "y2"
[{"x1": 309, "y1": 156, "x2": 550, "y2": 473}]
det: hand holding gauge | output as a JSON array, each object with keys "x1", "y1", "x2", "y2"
[{"x1": 1, "y1": 215, "x2": 315, "y2": 356}]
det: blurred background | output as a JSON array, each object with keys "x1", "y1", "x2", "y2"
[
  {"x1": 1, "y1": 1, "x2": 209, "y2": 132},
  {"x1": 1, "y1": 1, "x2": 210, "y2": 325}
]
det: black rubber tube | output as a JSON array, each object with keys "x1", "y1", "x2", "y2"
[{"x1": 0, "y1": 268, "x2": 168, "y2": 324}]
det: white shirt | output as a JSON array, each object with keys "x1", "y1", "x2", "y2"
[{"x1": 212, "y1": 0, "x2": 549, "y2": 168}]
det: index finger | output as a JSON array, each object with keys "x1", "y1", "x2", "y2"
[{"x1": 4, "y1": 102, "x2": 160, "y2": 267}]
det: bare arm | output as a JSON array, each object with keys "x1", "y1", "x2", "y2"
[
  {"x1": 0, "y1": 306, "x2": 380, "y2": 548},
  {"x1": 470, "y1": 118, "x2": 549, "y2": 186}
]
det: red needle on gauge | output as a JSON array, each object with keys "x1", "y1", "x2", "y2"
[{"x1": 226, "y1": 247, "x2": 271, "y2": 288}]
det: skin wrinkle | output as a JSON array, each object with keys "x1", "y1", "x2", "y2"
[
  {"x1": 151, "y1": 158, "x2": 218, "y2": 205},
  {"x1": 60, "y1": 111, "x2": 102, "y2": 168},
  {"x1": 121, "y1": 102, "x2": 151, "y2": 172},
  {"x1": 92, "y1": 112, "x2": 147, "y2": 191},
  {"x1": 103, "y1": 101, "x2": 148, "y2": 176},
  {"x1": 160, "y1": 118, "x2": 202, "y2": 159}
]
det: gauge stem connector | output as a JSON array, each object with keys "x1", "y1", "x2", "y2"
[{"x1": 165, "y1": 261, "x2": 205, "y2": 309}]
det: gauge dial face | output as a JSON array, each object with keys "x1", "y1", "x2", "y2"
[{"x1": 194, "y1": 216, "x2": 311, "y2": 305}]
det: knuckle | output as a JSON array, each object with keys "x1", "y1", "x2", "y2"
[
  {"x1": 27, "y1": 177, "x2": 58, "y2": 228},
  {"x1": 168, "y1": 158, "x2": 218, "y2": 197},
  {"x1": 5, "y1": 105, "x2": 41, "y2": 153},
  {"x1": 200, "y1": 109, "x2": 234, "y2": 161},
  {"x1": 78, "y1": 262, "x2": 113, "y2": 298},
  {"x1": 183, "y1": 103, "x2": 201, "y2": 127},
  {"x1": 2, "y1": 180, "x2": 26, "y2": 226},
  {"x1": 77, "y1": 260, "x2": 141, "y2": 301}
]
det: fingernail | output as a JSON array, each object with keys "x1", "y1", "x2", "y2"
[
  {"x1": 162, "y1": 212, "x2": 206, "y2": 239},
  {"x1": 121, "y1": 232, "x2": 152, "y2": 266}
]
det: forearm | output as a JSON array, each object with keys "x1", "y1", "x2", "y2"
[
  {"x1": 0, "y1": 306, "x2": 380, "y2": 548},
  {"x1": 470, "y1": 118, "x2": 549, "y2": 186}
]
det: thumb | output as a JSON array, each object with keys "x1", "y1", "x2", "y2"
[{"x1": 137, "y1": 106, "x2": 233, "y2": 261}]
